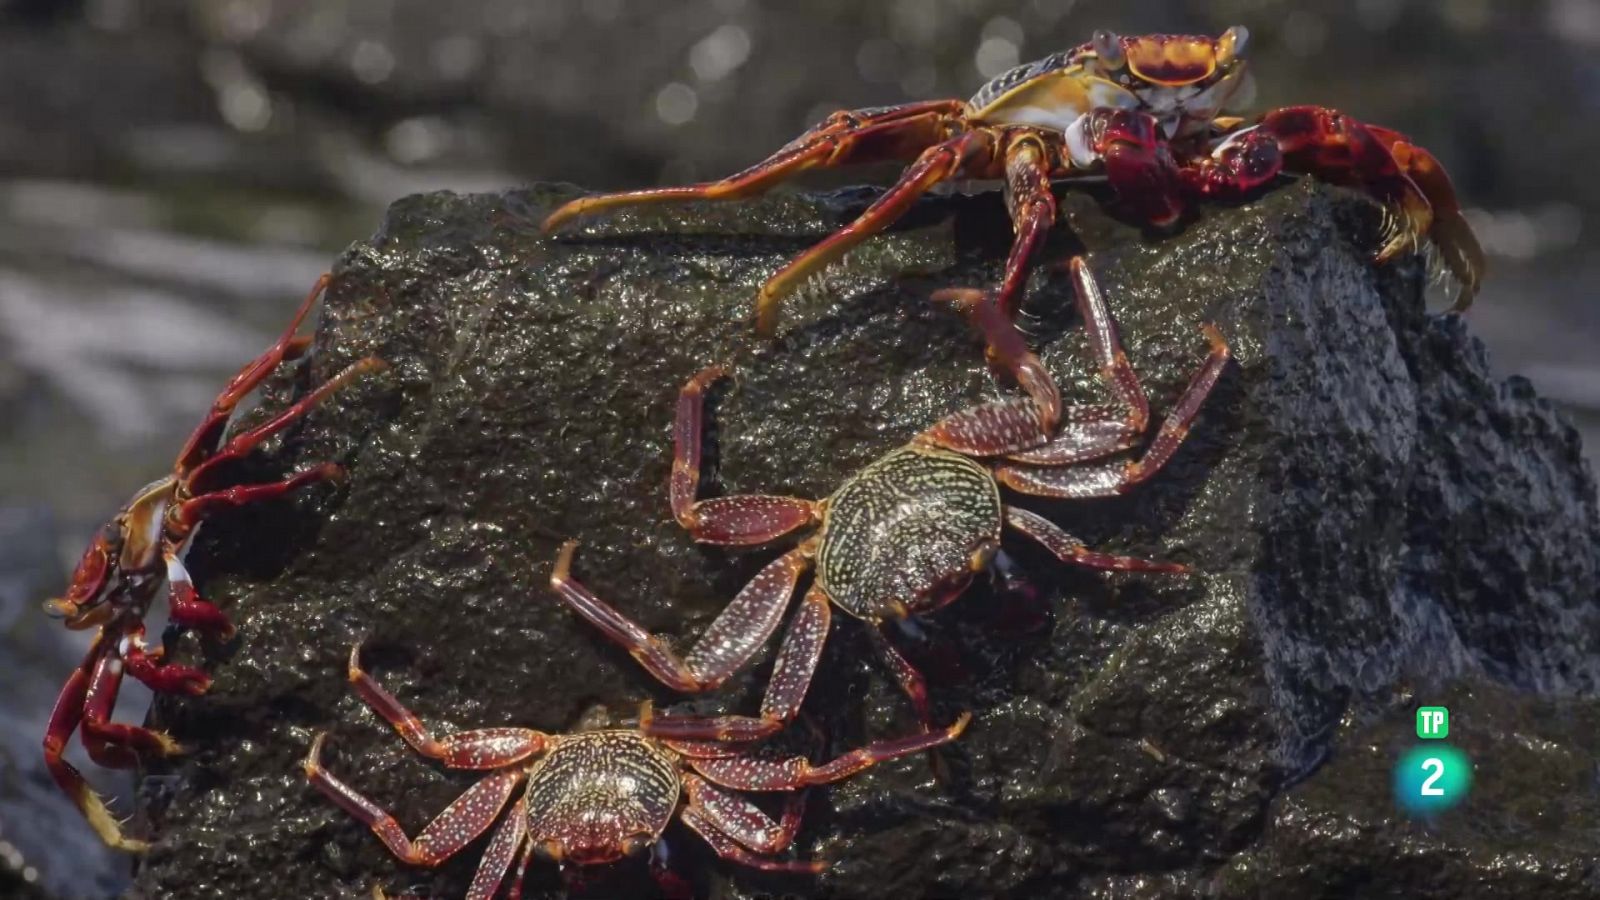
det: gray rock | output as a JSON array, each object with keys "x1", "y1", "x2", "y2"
[{"x1": 130, "y1": 180, "x2": 1600, "y2": 899}]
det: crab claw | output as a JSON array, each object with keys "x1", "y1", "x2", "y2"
[
  {"x1": 1371, "y1": 133, "x2": 1485, "y2": 309},
  {"x1": 45, "y1": 529, "x2": 119, "y2": 627}
]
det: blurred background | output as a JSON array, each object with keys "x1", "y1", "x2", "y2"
[{"x1": 0, "y1": 0, "x2": 1595, "y2": 895}]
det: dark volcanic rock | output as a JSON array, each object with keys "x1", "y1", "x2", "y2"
[{"x1": 128, "y1": 180, "x2": 1600, "y2": 899}]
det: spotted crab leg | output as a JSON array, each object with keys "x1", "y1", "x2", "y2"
[
  {"x1": 922, "y1": 257, "x2": 1157, "y2": 465},
  {"x1": 505, "y1": 833, "x2": 539, "y2": 900},
  {"x1": 991, "y1": 134, "x2": 1059, "y2": 323},
  {"x1": 640, "y1": 587, "x2": 833, "y2": 743},
  {"x1": 1004, "y1": 257, "x2": 1154, "y2": 465},
  {"x1": 998, "y1": 323, "x2": 1230, "y2": 498},
  {"x1": 919, "y1": 285, "x2": 1059, "y2": 457},
  {"x1": 686, "y1": 712, "x2": 972, "y2": 790},
  {"x1": 303, "y1": 733, "x2": 526, "y2": 867},
  {"x1": 1003, "y1": 506, "x2": 1187, "y2": 573},
  {"x1": 464, "y1": 803, "x2": 530, "y2": 900},
  {"x1": 869, "y1": 627, "x2": 934, "y2": 731},
  {"x1": 345, "y1": 642, "x2": 549, "y2": 768},
  {"x1": 679, "y1": 775, "x2": 821, "y2": 873},
  {"x1": 672, "y1": 366, "x2": 819, "y2": 546},
  {"x1": 551, "y1": 540, "x2": 811, "y2": 698}
]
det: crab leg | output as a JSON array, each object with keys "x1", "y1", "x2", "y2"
[
  {"x1": 506, "y1": 833, "x2": 539, "y2": 900},
  {"x1": 642, "y1": 588, "x2": 831, "y2": 742},
  {"x1": 672, "y1": 366, "x2": 819, "y2": 546},
  {"x1": 680, "y1": 807, "x2": 823, "y2": 874},
  {"x1": 303, "y1": 733, "x2": 524, "y2": 866},
  {"x1": 870, "y1": 628, "x2": 934, "y2": 731},
  {"x1": 346, "y1": 643, "x2": 549, "y2": 768},
  {"x1": 1370, "y1": 125, "x2": 1484, "y2": 309},
  {"x1": 679, "y1": 776, "x2": 821, "y2": 873},
  {"x1": 42, "y1": 633, "x2": 149, "y2": 851},
  {"x1": 1005, "y1": 256, "x2": 1158, "y2": 465},
  {"x1": 173, "y1": 274, "x2": 326, "y2": 477},
  {"x1": 1004, "y1": 506, "x2": 1186, "y2": 573},
  {"x1": 924, "y1": 256, "x2": 1156, "y2": 463},
  {"x1": 551, "y1": 540, "x2": 811, "y2": 698},
  {"x1": 78, "y1": 647, "x2": 184, "y2": 767},
  {"x1": 175, "y1": 462, "x2": 346, "y2": 528},
  {"x1": 998, "y1": 323, "x2": 1229, "y2": 497},
  {"x1": 752, "y1": 128, "x2": 996, "y2": 335},
  {"x1": 159, "y1": 551, "x2": 235, "y2": 641},
  {"x1": 541, "y1": 99, "x2": 969, "y2": 236},
  {"x1": 118, "y1": 621, "x2": 212, "y2": 694},
  {"x1": 688, "y1": 712, "x2": 971, "y2": 790},
  {"x1": 683, "y1": 775, "x2": 808, "y2": 854},
  {"x1": 993, "y1": 135, "x2": 1058, "y2": 322},
  {"x1": 184, "y1": 354, "x2": 385, "y2": 493},
  {"x1": 465, "y1": 802, "x2": 529, "y2": 900},
  {"x1": 919, "y1": 287, "x2": 1059, "y2": 457}
]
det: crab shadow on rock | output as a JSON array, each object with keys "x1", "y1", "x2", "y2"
[{"x1": 130, "y1": 178, "x2": 1600, "y2": 900}]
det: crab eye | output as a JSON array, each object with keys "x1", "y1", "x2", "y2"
[
  {"x1": 1218, "y1": 25, "x2": 1249, "y2": 65},
  {"x1": 1092, "y1": 30, "x2": 1125, "y2": 70}
]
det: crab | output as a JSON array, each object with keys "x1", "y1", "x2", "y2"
[
  {"x1": 549, "y1": 257, "x2": 1229, "y2": 744},
  {"x1": 42, "y1": 275, "x2": 384, "y2": 851},
  {"x1": 304, "y1": 643, "x2": 969, "y2": 897},
  {"x1": 542, "y1": 26, "x2": 1484, "y2": 334}
]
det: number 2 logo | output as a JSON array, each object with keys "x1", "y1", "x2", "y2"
[{"x1": 1420, "y1": 757, "x2": 1446, "y2": 796}]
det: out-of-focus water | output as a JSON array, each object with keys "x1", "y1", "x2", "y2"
[{"x1": 1, "y1": 1, "x2": 1595, "y2": 895}]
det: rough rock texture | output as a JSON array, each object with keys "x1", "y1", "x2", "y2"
[{"x1": 128, "y1": 180, "x2": 1600, "y2": 899}]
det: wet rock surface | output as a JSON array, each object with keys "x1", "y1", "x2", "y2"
[{"x1": 128, "y1": 181, "x2": 1600, "y2": 899}]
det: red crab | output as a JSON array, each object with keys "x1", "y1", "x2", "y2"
[
  {"x1": 549, "y1": 257, "x2": 1228, "y2": 743},
  {"x1": 42, "y1": 275, "x2": 384, "y2": 850},
  {"x1": 543, "y1": 26, "x2": 1483, "y2": 333},
  {"x1": 304, "y1": 643, "x2": 968, "y2": 897}
]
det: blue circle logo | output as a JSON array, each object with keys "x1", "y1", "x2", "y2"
[{"x1": 1393, "y1": 744, "x2": 1471, "y2": 815}]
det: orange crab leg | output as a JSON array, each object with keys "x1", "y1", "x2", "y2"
[
  {"x1": 183, "y1": 354, "x2": 385, "y2": 493},
  {"x1": 540, "y1": 99, "x2": 968, "y2": 234},
  {"x1": 752, "y1": 128, "x2": 996, "y2": 335},
  {"x1": 1366, "y1": 126, "x2": 1484, "y2": 309},
  {"x1": 173, "y1": 274, "x2": 326, "y2": 478}
]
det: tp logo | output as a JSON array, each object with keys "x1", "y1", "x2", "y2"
[
  {"x1": 1416, "y1": 706, "x2": 1448, "y2": 739},
  {"x1": 1397, "y1": 707, "x2": 1470, "y2": 814}
]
